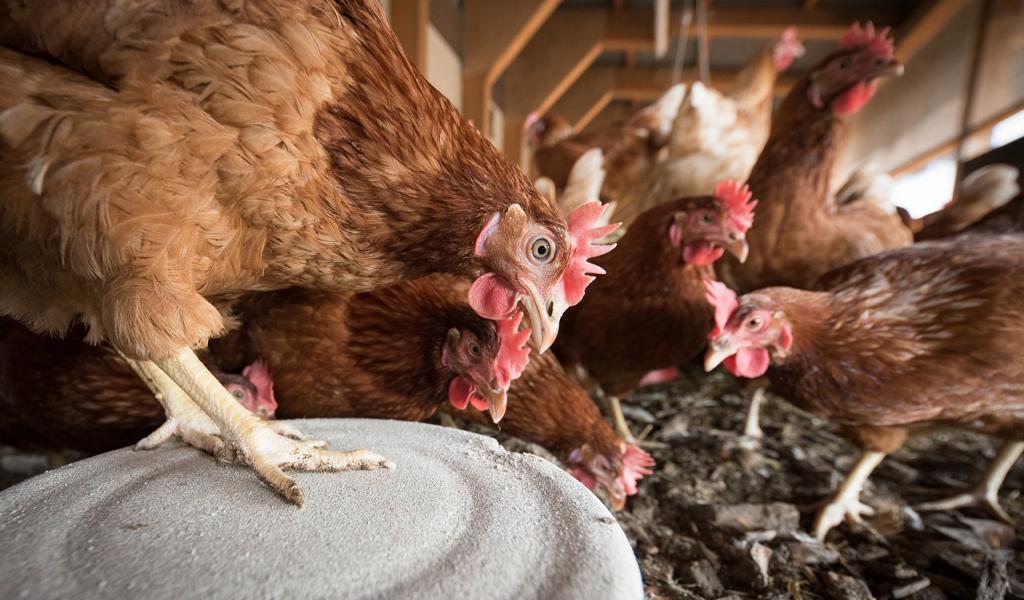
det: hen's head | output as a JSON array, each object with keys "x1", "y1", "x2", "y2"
[
  {"x1": 773, "y1": 26, "x2": 805, "y2": 72},
  {"x1": 669, "y1": 181, "x2": 757, "y2": 266},
  {"x1": 219, "y1": 360, "x2": 277, "y2": 419},
  {"x1": 702, "y1": 281, "x2": 794, "y2": 378},
  {"x1": 471, "y1": 202, "x2": 618, "y2": 352},
  {"x1": 568, "y1": 442, "x2": 655, "y2": 510},
  {"x1": 524, "y1": 113, "x2": 573, "y2": 150},
  {"x1": 442, "y1": 312, "x2": 531, "y2": 423},
  {"x1": 807, "y1": 22, "x2": 902, "y2": 116}
]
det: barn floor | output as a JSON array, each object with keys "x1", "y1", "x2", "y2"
[
  {"x1": 2, "y1": 368, "x2": 1022, "y2": 599},
  {"x1": 477, "y1": 367, "x2": 1024, "y2": 600}
]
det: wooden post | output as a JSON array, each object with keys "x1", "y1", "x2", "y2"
[
  {"x1": 462, "y1": 0, "x2": 560, "y2": 137},
  {"x1": 953, "y1": 0, "x2": 993, "y2": 193}
]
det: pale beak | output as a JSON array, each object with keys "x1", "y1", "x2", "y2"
[
  {"x1": 724, "y1": 236, "x2": 749, "y2": 263},
  {"x1": 872, "y1": 60, "x2": 904, "y2": 80},
  {"x1": 704, "y1": 336, "x2": 736, "y2": 372},
  {"x1": 521, "y1": 281, "x2": 562, "y2": 353},
  {"x1": 476, "y1": 381, "x2": 508, "y2": 423}
]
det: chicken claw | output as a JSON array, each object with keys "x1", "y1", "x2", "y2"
[
  {"x1": 153, "y1": 348, "x2": 394, "y2": 506},
  {"x1": 916, "y1": 440, "x2": 1023, "y2": 524},
  {"x1": 813, "y1": 450, "x2": 886, "y2": 541}
]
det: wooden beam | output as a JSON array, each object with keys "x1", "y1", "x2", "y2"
[
  {"x1": 548, "y1": 67, "x2": 619, "y2": 128},
  {"x1": 586, "y1": 101, "x2": 639, "y2": 132},
  {"x1": 895, "y1": 0, "x2": 972, "y2": 63},
  {"x1": 391, "y1": 0, "x2": 430, "y2": 72},
  {"x1": 606, "y1": 4, "x2": 906, "y2": 45},
  {"x1": 462, "y1": 0, "x2": 560, "y2": 137},
  {"x1": 552, "y1": 66, "x2": 796, "y2": 130},
  {"x1": 890, "y1": 96, "x2": 1024, "y2": 177},
  {"x1": 654, "y1": 0, "x2": 670, "y2": 57},
  {"x1": 502, "y1": 8, "x2": 610, "y2": 164}
]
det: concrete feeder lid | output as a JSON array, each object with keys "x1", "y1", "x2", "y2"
[{"x1": 0, "y1": 419, "x2": 642, "y2": 599}]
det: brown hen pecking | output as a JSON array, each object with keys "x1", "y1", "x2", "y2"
[
  {"x1": 555, "y1": 181, "x2": 756, "y2": 441},
  {"x1": 211, "y1": 275, "x2": 651, "y2": 508}
]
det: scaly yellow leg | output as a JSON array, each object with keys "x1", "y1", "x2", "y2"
[
  {"x1": 916, "y1": 440, "x2": 1024, "y2": 523},
  {"x1": 151, "y1": 347, "x2": 394, "y2": 506},
  {"x1": 814, "y1": 450, "x2": 885, "y2": 541}
]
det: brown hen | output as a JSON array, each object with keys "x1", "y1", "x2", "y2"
[
  {"x1": 623, "y1": 28, "x2": 804, "y2": 227},
  {"x1": 528, "y1": 84, "x2": 685, "y2": 205},
  {"x1": 705, "y1": 235, "x2": 1024, "y2": 540},
  {"x1": 717, "y1": 23, "x2": 911, "y2": 294},
  {"x1": 555, "y1": 181, "x2": 756, "y2": 441},
  {"x1": 211, "y1": 276, "x2": 651, "y2": 507},
  {"x1": 0, "y1": 319, "x2": 275, "y2": 454}
]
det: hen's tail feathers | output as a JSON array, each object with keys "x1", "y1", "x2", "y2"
[
  {"x1": 835, "y1": 163, "x2": 896, "y2": 214},
  {"x1": 636, "y1": 83, "x2": 686, "y2": 143},
  {"x1": 558, "y1": 148, "x2": 606, "y2": 218},
  {"x1": 667, "y1": 81, "x2": 725, "y2": 158},
  {"x1": 535, "y1": 176, "x2": 558, "y2": 209},
  {"x1": 952, "y1": 164, "x2": 1020, "y2": 226},
  {"x1": 917, "y1": 164, "x2": 1021, "y2": 240}
]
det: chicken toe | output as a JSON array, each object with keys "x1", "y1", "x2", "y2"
[
  {"x1": 813, "y1": 450, "x2": 885, "y2": 541},
  {"x1": 916, "y1": 440, "x2": 1023, "y2": 524},
  {"x1": 154, "y1": 348, "x2": 394, "y2": 506}
]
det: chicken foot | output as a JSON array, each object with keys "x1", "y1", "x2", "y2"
[
  {"x1": 742, "y1": 387, "x2": 766, "y2": 439},
  {"x1": 916, "y1": 440, "x2": 1024, "y2": 524},
  {"x1": 608, "y1": 396, "x2": 639, "y2": 443},
  {"x1": 813, "y1": 450, "x2": 885, "y2": 541},
  {"x1": 124, "y1": 355, "x2": 233, "y2": 461},
  {"x1": 150, "y1": 348, "x2": 394, "y2": 506},
  {"x1": 125, "y1": 354, "x2": 308, "y2": 457}
]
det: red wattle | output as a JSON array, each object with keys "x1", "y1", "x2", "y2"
[
  {"x1": 724, "y1": 348, "x2": 770, "y2": 378},
  {"x1": 683, "y1": 242, "x2": 725, "y2": 265},
  {"x1": 832, "y1": 81, "x2": 877, "y2": 115},
  {"x1": 570, "y1": 467, "x2": 597, "y2": 489},
  {"x1": 447, "y1": 377, "x2": 474, "y2": 410},
  {"x1": 468, "y1": 273, "x2": 517, "y2": 319}
]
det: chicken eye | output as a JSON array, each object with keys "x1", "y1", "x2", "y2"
[
  {"x1": 231, "y1": 389, "x2": 245, "y2": 400},
  {"x1": 746, "y1": 316, "x2": 764, "y2": 330},
  {"x1": 701, "y1": 213, "x2": 714, "y2": 224},
  {"x1": 531, "y1": 237, "x2": 554, "y2": 263},
  {"x1": 467, "y1": 341, "x2": 481, "y2": 357},
  {"x1": 838, "y1": 59, "x2": 850, "y2": 70}
]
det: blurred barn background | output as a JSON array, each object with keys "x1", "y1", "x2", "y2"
[{"x1": 381, "y1": 0, "x2": 1024, "y2": 218}]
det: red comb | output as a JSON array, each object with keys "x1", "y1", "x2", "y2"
[
  {"x1": 704, "y1": 279, "x2": 739, "y2": 339},
  {"x1": 620, "y1": 445, "x2": 655, "y2": 496},
  {"x1": 773, "y1": 26, "x2": 805, "y2": 71},
  {"x1": 524, "y1": 112, "x2": 541, "y2": 133},
  {"x1": 242, "y1": 359, "x2": 277, "y2": 413},
  {"x1": 493, "y1": 312, "x2": 531, "y2": 389},
  {"x1": 714, "y1": 180, "x2": 757, "y2": 233},
  {"x1": 560, "y1": 202, "x2": 620, "y2": 306},
  {"x1": 839, "y1": 22, "x2": 894, "y2": 58}
]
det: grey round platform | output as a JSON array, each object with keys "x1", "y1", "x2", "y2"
[{"x1": 0, "y1": 419, "x2": 642, "y2": 599}]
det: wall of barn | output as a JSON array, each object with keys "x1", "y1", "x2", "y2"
[{"x1": 840, "y1": 0, "x2": 1024, "y2": 180}]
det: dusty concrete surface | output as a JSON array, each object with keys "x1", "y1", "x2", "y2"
[{"x1": 0, "y1": 419, "x2": 642, "y2": 600}]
